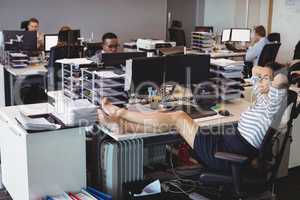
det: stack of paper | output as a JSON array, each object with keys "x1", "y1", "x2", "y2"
[
  {"x1": 53, "y1": 99, "x2": 98, "y2": 127},
  {"x1": 211, "y1": 77, "x2": 242, "y2": 101},
  {"x1": 210, "y1": 58, "x2": 244, "y2": 79},
  {"x1": 56, "y1": 58, "x2": 94, "y2": 65},
  {"x1": 16, "y1": 112, "x2": 60, "y2": 131}
]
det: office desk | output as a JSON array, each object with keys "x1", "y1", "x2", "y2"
[
  {"x1": 188, "y1": 50, "x2": 246, "y2": 59},
  {"x1": 2, "y1": 63, "x2": 48, "y2": 106},
  {"x1": 0, "y1": 103, "x2": 86, "y2": 200},
  {"x1": 94, "y1": 99, "x2": 250, "y2": 199}
]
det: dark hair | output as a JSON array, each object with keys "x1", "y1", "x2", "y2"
[
  {"x1": 59, "y1": 26, "x2": 71, "y2": 32},
  {"x1": 102, "y1": 32, "x2": 118, "y2": 42},
  {"x1": 57, "y1": 27, "x2": 72, "y2": 47},
  {"x1": 28, "y1": 17, "x2": 39, "y2": 24},
  {"x1": 255, "y1": 25, "x2": 266, "y2": 37}
]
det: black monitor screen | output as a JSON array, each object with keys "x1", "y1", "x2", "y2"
[
  {"x1": 130, "y1": 57, "x2": 165, "y2": 94},
  {"x1": 164, "y1": 54, "x2": 210, "y2": 85},
  {"x1": 3, "y1": 30, "x2": 37, "y2": 51},
  {"x1": 58, "y1": 30, "x2": 80, "y2": 46},
  {"x1": 102, "y1": 52, "x2": 147, "y2": 67}
]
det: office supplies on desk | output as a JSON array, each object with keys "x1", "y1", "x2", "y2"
[{"x1": 191, "y1": 32, "x2": 214, "y2": 52}]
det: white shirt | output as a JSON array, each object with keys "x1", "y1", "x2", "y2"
[{"x1": 246, "y1": 37, "x2": 269, "y2": 66}]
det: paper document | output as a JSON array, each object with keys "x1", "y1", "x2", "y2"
[
  {"x1": 133, "y1": 180, "x2": 161, "y2": 197},
  {"x1": 16, "y1": 112, "x2": 60, "y2": 131},
  {"x1": 56, "y1": 58, "x2": 94, "y2": 65},
  {"x1": 211, "y1": 58, "x2": 243, "y2": 67},
  {"x1": 94, "y1": 70, "x2": 125, "y2": 79}
]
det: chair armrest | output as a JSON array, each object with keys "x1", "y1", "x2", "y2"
[{"x1": 215, "y1": 152, "x2": 249, "y2": 164}]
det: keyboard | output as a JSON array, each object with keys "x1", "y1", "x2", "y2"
[{"x1": 173, "y1": 104, "x2": 217, "y2": 119}]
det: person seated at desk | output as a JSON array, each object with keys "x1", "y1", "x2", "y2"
[
  {"x1": 90, "y1": 32, "x2": 119, "y2": 63},
  {"x1": 98, "y1": 63, "x2": 288, "y2": 172},
  {"x1": 27, "y1": 17, "x2": 44, "y2": 50},
  {"x1": 245, "y1": 25, "x2": 269, "y2": 66},
  {"x1": 48, "y1": 26, "x2": 81, "y2": 90}
]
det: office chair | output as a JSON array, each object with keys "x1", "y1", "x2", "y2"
[
  {"x1": 20, "y1": 20, "x2": 29, "y2": 31},
  {"x1": 199, "y1": 88, "x2": 299, "y2": 199},
  {"x1": 257, "y1": 43, "x2": 281, "y2": 66},
  {"x1": 47, "y1": 45, "x2": 83, "y2": 90},
  {"x1": 12, "y1": 75, "x2": 47, "y2": 105},
  {"x1": 293, "y1": 41, "x2": 300, "y2": 60},
  {"x1": 169, "y1": 28, "x2": 186, "y2": 46},
  {"x1": 195, "y1": 26, "x2": 214, "y2": 33},
  {"x1": 267, "y1": 33, "x2": 281, "y2": 43}
]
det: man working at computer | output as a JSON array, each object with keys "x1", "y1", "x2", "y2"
[
  {"x1": 90, "y1": 32, "x2": 119, "y2": 63},
  {"x1": 245, "y1": 25, "x2": 269, "y2": 66},
  {"x1": 98, "y1": 63, "x2": 288, "y2": 172},
  {"x1": 27, "y1": 17, "x2": 44, "y2": 50}
]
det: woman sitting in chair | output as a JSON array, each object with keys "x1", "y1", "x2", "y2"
[{"x1": 98, "y1": 63, "x2": 289, "y2": 172}]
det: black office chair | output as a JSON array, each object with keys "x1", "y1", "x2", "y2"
[
  {"x1": 47, "y1": 45, "x2": 83, "y2": 90},
  {"x1": 199, "y1": 88, "x2": 299, "y2": 199},
  {"x1": 257, "y1": 43, "x2": 281, "y2": 66},
  {"x1": 20, "y1": 20, "x2": 29, "y2": 31},
  {"x1": 10, "y1": 74, "x2": 47, "y2": 105},
  {"x1": 169, "y1": 28, "x2": 186, "y2": 47},
  {"x1": 267, "y1": 33, "x2": 281, "y2": 43},
  {"x1": 293, "y1": 41, "x2": 300, "y2": 60}
]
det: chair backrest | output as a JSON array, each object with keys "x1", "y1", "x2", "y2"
[
  {"x1": 169, "y1": 28, "x2": 186, "y2": 46},
  {"x1": 257, "y1": 90, "x2": 298, "y2": 182},
  {"x1": 267, "y1": 33, "x2": 281, "y2": 43},
  {"x1": 294, "y1": 41, "x2": 300, "y2": 60},
  {"x1": 257, "y1": 43, "x2": 281, "y2": 66}
]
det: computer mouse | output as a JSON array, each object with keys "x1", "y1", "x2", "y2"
[{"x1": 218, "y1": 109, "x2": 230, "y2": 116}]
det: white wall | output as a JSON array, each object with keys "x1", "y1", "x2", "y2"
[
  {"x1": 203, "y1": 0, "x2": 268, "y2": 34},
  {"x1": 204, "y1": 0, "x2": 238, "y2": 33},
  {"x1": 272, "y1": 0, "x2": 300, "y2": 62},
  {"x1": 0, "y1": 0, "x2": 167, "y2": 43}
]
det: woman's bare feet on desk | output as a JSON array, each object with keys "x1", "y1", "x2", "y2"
[
  {"x1": 101, "y1": 97, "x2": 121, "y2": 119},
  {"x1": 97, "y1": 109, "x2": 123, "y2": 134}
]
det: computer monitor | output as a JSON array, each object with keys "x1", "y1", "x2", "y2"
[
  {"x1": 102, "y1": 52, "x2": 147, "y2": 67},
  {"x1": 230, "y1": 28, "x2": 251, "y2": 42},
  {"x1": 58, "y1": 29, "x2": 81, "y2": 46},
  {"x1": 221, "y1": 29, "x2": 231, "y2": 42},
  {"x1": 3, "y1": 30, "x2": 37, "y2": 51},
  {"x1": 44, "y1": 34, "x2": 58, "y2": 52},
  {"x1": 164, "y1": 54, "x2": 210, "y2": 85},
  {"x1": 128, "y1": 57, "x2": 165, "y2": 94}
]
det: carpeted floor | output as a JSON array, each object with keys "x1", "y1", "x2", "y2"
[{"x1": 1, "y1": 167, "x2": 299, "y2": 199}]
